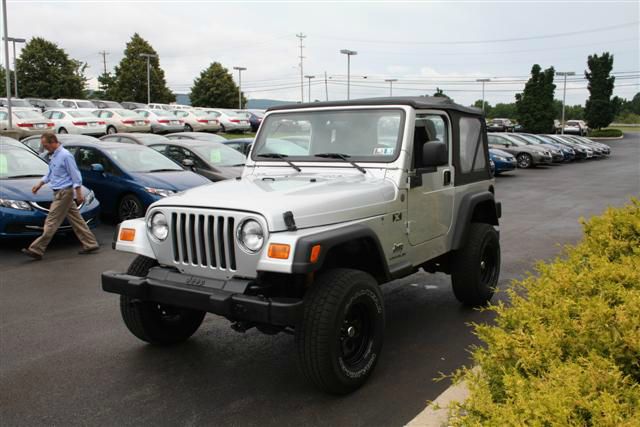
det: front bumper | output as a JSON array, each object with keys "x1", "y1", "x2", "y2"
[
  {"x1": 494, "y1": 159, "x2": 517, "y2": 172},
  {"x1": 102, "y1": 266, "x2": 303, "y2": 326},
  {"x1": 0, "y1": 202, "x2": 100, "y2": 238}
]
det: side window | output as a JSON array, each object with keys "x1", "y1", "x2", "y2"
[
  {"x1": 459, "y1": 117, "x2": 486, "y2": 173},
  {"x1": 151, "y1": 145, "x2": 167, "y2": 154},
  {"x1": 185, "y1": 149, "x2": 207, "y2": 169},
  {"x1": 43, "y1": 111, "x2": 52, "y2": 119},
  {"x1": 54, "y1": 112, "x2": 65, "y2": 120},
  {"x1": 76, "y1": 148, "x2": 115, "y2": 174},
  {"x1": 166, "y1": 145, "x2": 188, "y2": 163},
  {"x1": 413, "y1": 114, "x2": 449, "y2": 169},
  {"x1": 62, "y1": 101, "x2": 73, "y2": 108},
  {"x1": 104, "y1": 111, "x2": 113, "y2": 118},
  {"x1": 101, "y1": 136, "x2": 120, "y2": 143},
  {"x1": 139, "y1": 111, "x2": 149, "y2": 117},
  {"x1": 118, "y1": 137, "x2": 136, "y2": 145},
  {"x1": 176, "y1": 111, "x2": 187, "y2": 118},
  {"x1": 0, "y1": 111, "x2": 7, "y2": 120}
]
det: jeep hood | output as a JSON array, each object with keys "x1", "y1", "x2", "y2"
[{"x1": 154, "y1": 171, "x2": 398, "y2": 231}]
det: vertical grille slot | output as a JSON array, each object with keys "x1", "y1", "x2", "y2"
[
  {"x1": 216, "y1": 217, "x2": 226, "y2": 269},
  {"x1": 227, "y1": 217, "x2": 236, "y2": 270},
  {"x1": 171, "y1": 213, "x2": 179, "y2": 262},
  {"x1": 180, "y1": 213, "x2": 188, "y2": 263},
  {"x1": 207, "y1": 215, "x2": 216, "y2": 267},
  {"x1": 197, "y1": 215, "x2": 207, "y2": 266},
  {"x1": 188, "y1": 213, "x2": 197, "y2": 265}
]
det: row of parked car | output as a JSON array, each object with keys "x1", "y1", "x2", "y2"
[
  {"x1": 0, "y1": 97, "x2": 265, "y2": 139},
  {"x1": 487, "y1": 132, "x2": 611, "y2": 175},
  {"x1": 487, "y1": 118, "x2": 590, "y2": 136}
]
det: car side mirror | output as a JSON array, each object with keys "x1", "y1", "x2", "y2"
[
  {"x1": 91, "y1": 163, "x2": 104, "y2": 173},
  {"x1": 422, "y1": 142, "x2": 448, "y2": 167},
  {"x1": 182, "y1": 159, "x2": 195, "y2": 168}
]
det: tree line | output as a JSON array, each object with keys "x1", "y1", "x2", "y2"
[{"x1": 1, "y1": 34, "x2": 637, "y2": 129}]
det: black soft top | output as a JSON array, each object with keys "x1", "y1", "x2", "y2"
[{"x1": 267, "y1": 96, "x2": 482, "y2": 116}]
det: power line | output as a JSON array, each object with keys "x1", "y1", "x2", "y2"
[{"x1": 311, "y1": 21, "x2": 639, "y2": 46}]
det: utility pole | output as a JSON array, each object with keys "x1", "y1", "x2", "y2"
[
  {"x1": 556, "y1": 71, "x2": 575, "y2": 135},
  {"x1": 4, "y1": 36, "x2": 25, "y2": 98},
  {"x1": 340, "y1": 49, "x2": 357, "y2": 100},
  {"x1": 476, "y1": 78, "x2": 491, "y2": 114},
  {"x1": 296, "y1": 33, "x2": 306, "y2": 103},
  {"x1": 384, "y1": 78, "x2": 397, "y2": 96},
  {"x1": 233, "y1": 66, "x2": 247, "y2": 109},
  {"x1": 304, "y1": 75, "x2": 315, "y2": 102},
  {"x1": 324, "y1": 71, "x2": 328, "y2": 101},
  {"x1": 2, "y1": 0, "x2": 13, "y2": 129},
  {"x1": 139, "y1": 53, "x2": 157, "y2": 104},
  {"x1": 99, "y1": 50, "x2": 109, "y2": 75}
]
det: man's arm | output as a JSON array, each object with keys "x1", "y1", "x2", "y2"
[
  {"x1": 32, "y1": 165, "x2": 51, "y2": 194},
  {"x1": 64, "y1": 154, "x2": 85, "y2": 203}
]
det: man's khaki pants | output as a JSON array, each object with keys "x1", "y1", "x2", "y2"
[{"x1": 29, "y1": 188, "x2": 98, "y2": 256}]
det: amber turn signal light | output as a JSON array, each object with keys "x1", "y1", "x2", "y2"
[
  {"x1": 119, "y1": 228, "x2": 136, "y2": 241},
  {"x1": 268, "y1": 243, "x2": 290, "y2": 259},
  {"x1": 310, "y1": 245, "x2": 321, "y2": 263}
]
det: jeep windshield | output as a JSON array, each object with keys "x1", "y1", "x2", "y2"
[{"x1": 252, "y1": 109, "x2": 404, "y2": 163}]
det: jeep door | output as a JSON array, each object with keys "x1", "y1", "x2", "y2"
[{"x1": 407, "y1": 113, "x2": 454, "y2": 245}]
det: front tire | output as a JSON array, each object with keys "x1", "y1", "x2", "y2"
[
  {"x1": 184, "y1": 124, "x2": 193, "y2": 132},
  {"x1": 107, "y1": 125, "x2": 117, "y2": 135},
  {"x1": 118, "y1": 194, "x2": 144, "y2": 222},
  {"x1": 120, "y1": 256, "x2": 205, "y2": 345},
  {"x1": 295, "y1": 268, "x2": 385, "y2": 394},
  {"x1": 58, "y1": 127, "x2": 68, "y2": 134},
  {"x1": 516, "y1": 153, "x2": 533, "y2": 168},
  {"x1": 451, "y1": 223, "x2": 500, "y2": 307}
]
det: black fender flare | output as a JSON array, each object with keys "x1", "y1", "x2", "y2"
[
  {"x1": 451, "y1": 191, "x2": 500, "y2": 250},
  {"x1": 291, "y1": 223, "x2": 390, "y2": 281}
]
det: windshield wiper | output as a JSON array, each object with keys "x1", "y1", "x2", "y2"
[
  {"x1": 314, "y1": 153, "x2": 366, "y2": 174},
  {"x1": 6, "y1": 174, "x2": 44, "y2": 179},
  {"x1": 148, "y1": 168, "x2": 181, "y2": 173},
  {"x1": 257, "y1": 153, "x2": 301, "y2": 172}
]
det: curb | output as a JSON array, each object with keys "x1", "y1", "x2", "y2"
[
  {"x1": 589, "y1": 136, "x2": 624, "y2": 140},
  {"x1": 406, "y1": 380, "x2": 470, "y2": 426}
]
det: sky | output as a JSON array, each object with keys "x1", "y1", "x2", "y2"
[{"x1": 2, "y1": 0, "x2": 639, "y2": 106}]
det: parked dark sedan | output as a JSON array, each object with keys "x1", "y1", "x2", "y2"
[
  {"x1": 26, "y1": 98, "x2": 65, "y2": 112},
  {"x1": 487, "y1": 118, "x2": 515, "y2": 132},
  {"x1": 100, "y1": 133, "x2": 171, "y2": 146},
  {"x1": 488, "y1": 148, "x2": 517, "y2": 174},
  {"x1": 221, "y1": 137, "x2": 253, "y2": 156},
  {"x1": 121, "y1": 101, "x2": 148, "y2": 110},
  {"x1": 166, "y1": 132, "x2": 227, "y2": 143},
  {"x1": 147, "y1": 139, "x2": 245, "y2": 182}
]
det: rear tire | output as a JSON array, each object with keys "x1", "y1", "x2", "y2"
[
  {"x1": 451, "y1": 223, "x2": 500, "y2": 307},
  {"x1": 295, "y1": 268, "x2": 385, "y2": 394},
  {"x1": 120, "y1": 256, "x2": 205, "y2": 345},
  {"x1": 184, "y1": 124, "x2": 193, "y2": 132},
  {"x1": 58, "y1": 128, "x2": 68, "y2": 134},
  {"x1": 107, "y1": 126, "x2": 117, "y2": 135}
]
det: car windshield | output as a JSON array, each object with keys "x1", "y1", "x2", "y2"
[
  {"x1": 8, "y1": 99, "x2": 33, "y2": 108},
  {"x1": 115, "y1": 109, "x2": 140, "y2": 117},
  {"x1": 0, "y1": 147, "x2": 48, "y2": 179},
  {"x1": 155, "y1": 110, "x2": 177, "y2": 117},
  {"x1": 76, "y1": 101, "x2": 97, "y2": 109},
  {"x1": 516, "y1": 134, "x2": 542, "y2": 144},
  {"x1": 191, "y1": 143, "x2": 247, "y2": 166},
  {"x1": 252, "y1": 109, "x2": 404, "y2": 162},
  {"x1": 68, "y1": 110, "x2": 94, "y2": 118},
  {"x1": 14, "y1": 110, "x2": 45, "y2": 119},
  {"x1": 104, "y1": 146, "x2": 183, "y2": 173}
]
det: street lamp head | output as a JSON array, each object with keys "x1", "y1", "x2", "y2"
[
  {"x1": 233, "y1": 66, "x2": 247, "y2": 71},
  {"x1": 304, "y1": 75, "x2": 315, "y2": 79},
  {"x1": 4, "y1": 37, "x2": 26, "y2": 43},
  {"x1": 556, "y1": 71, "x2": 576, "y2": 76},
  {"x1": 340, "y1": 49, "x2": 357, "y2": 56},
  {"x1": 385, "y1": 79, "x2": 398, "y2": 83},
  {"x1": 476, "y1": 78, "x2": 491, "y2": 82},
  {"x1": 139, "y1": 53, "x2": 158, "y2": 58}
]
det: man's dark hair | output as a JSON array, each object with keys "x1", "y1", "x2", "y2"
[{"x1": 41, "y1": 132, "x2": 59, "y2": 145}]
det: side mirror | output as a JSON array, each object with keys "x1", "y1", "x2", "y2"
[
  {"x1": 422, "y1": 142, "x2": 448, "y2": 167},
  {"x1": 90, "y1": 163, "x2": 104, "y2": 173},
  {"x1": 182, "y1": 159, "x2": 195, "y2": 168}
]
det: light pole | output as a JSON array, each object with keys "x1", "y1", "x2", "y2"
[
  {"x1": 304, "y1": 75, "x2": 315, "y2": 102},
  {"x1": 2, "y1": 0, "x2": 12, "y2": 129},
  {"x1": 556, "y1": 71, "x2": 575, "y2": 135},
  {"x1": 3, "y1": 36, "x2": 25, "y2": 97},
  {"x1": 233, "y1": 66, "x2": 247, "y2": 109},
  {"x1": 139, "y1": 53, "x2": 157, "y2": 104},
  {"x1": 340, "y1": 49, "x2": 357, "y2": 100},
  {"x1": 384, "y1": 78, "x2": 397, "y2": 96},
  {"x1": 476, "y1": 78, "x2": 491, "y2": 114}
]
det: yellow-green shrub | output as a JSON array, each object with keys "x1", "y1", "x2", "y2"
[{"x1": 451, "y1": 198, "x2": 640, "y2": 426}]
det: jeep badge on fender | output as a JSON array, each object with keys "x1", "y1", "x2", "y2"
[{"x1": 102, "y1": 97, "x2": 501, "y2": 395}]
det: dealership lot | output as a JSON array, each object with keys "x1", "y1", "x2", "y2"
[{"x1": 1, "y1": 134, "x2": 638, "y2": 426}]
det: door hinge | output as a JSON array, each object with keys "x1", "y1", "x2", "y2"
[{"x1": 405, "y1": 221, "x2": 412, "y2": 235}]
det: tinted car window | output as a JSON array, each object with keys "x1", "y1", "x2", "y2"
[{"x1": 77, "y1": 147, "x2": 116, "y2": 174}]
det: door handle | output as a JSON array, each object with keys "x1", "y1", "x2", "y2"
[{"x1": 443, "y1": 170, "x2": 451, "y2": 186}]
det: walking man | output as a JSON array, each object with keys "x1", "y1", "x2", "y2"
[{"x1": 22, "y1": 133, "x2": 99, "y2": 260}]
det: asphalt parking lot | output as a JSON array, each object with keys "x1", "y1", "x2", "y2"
[{"x1": 1, "y1": 134, "x2": 638, "y2": 427}]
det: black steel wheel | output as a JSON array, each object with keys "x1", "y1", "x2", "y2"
[{"x1": 118, "y1": 194, "x2": 144, "y2": 222}]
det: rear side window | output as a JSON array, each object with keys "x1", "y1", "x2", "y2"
[{"x1": 459, "y1": 117, "x2": 486, "y2": 173}]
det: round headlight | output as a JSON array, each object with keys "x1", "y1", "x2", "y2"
[
  {"x1": 237, "y1": 219, "x2": 264, "y2": 253},
  {"x1": 148, "y1": 212, "x2": 168, "y2": 241}
]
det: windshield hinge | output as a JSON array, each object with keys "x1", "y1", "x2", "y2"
[{"x1": 405, "y1": 221, "x2": 412, "y2": 235}]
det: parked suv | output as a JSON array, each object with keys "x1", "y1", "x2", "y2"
[
  {"x1": 103, "y1": 97, "x2": 502, "y2": 394},
  {"x1": 487, "y1": 118, "x2": 514, "y2": 132}
]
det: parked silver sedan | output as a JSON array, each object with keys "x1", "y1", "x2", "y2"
[
  {"x1": 3, "y1": 108, "x2": 55, "y2": 139},
  {"x1": 135, "y1": 108, "x2": 184, "y2": 134},
  {"x1": 93, "y1": 108, "x2": 151, "y2": 134},
  {"x1": 43, "y1": 109, "x2": 106, "y2": 136},
  {"x1": 173, "y1": 110, "x2": 221, "y2": 132},
  {"x1": 197, "y1": 108, "x2": 251, "y2": 133}
]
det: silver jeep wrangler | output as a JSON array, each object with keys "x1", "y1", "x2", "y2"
[{"x1": 103, "y1": 97, "x2": 501, "y2": 394}]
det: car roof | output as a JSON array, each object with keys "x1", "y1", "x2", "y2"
[
  {"x1": 151, "y1": 139, "x2": 221, "y2": 148},
  {"x1": 267, "y1": 96, "x2": 482, "y2": 115},
  {"x1": 225, "y1": 138, "x2": 253, "y2": 144},
  {"x1": 22, "y1": 134, "x2": 101, "y2": 144}
]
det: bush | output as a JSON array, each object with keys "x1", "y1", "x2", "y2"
[
  {"x1": 589, "y1": 129, "x2": 623, "y2": 138},
  {"x1": 613, "y1": 112, "x2": 640, "y2": 125},
  {"x1": 451, "y1": 199, "x2": 640, "y2": 426}
]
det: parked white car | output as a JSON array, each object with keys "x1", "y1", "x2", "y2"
[
  {"x1": 58, "y1": 99, "x2": 98, "y2": 109},
  {"x1": 563, "y1": 120, "x2": 589, "y2": 136},
  {"x1": 135, "y1": 109, "x2": 184, "y2": 134},
  {"x1": 198, "y1": 108, "x2": 251, "y2": 133},
  {"x1": 43, "y1": 109, "x2": 107, "y2": 136},
  {"x1": 169, "y1": 104, "x2": 192, "y2": 111},
  {"x1": 148, "y1": 103, "x2": 173, "y2": 111},
  {"x1": 173, "y1": 110, "x2": 221, "y2": 132},
  {"x1": 0, "y1": 98, "x2": 41, "y2": 112},
  {"x1": 1, "y1": 108, "x2": 54, "y2": 138},
  {"x1": 93, "y1": 108, "x2": 151, "y2": 134}
]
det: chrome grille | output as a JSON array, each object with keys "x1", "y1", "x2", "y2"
[{"x1": 171, "y1": 212, "x2": 237, "y2": 271}]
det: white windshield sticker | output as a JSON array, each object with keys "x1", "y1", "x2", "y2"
[{"x1": 373, "y1": 147, "x2": 394, "y2": 155}]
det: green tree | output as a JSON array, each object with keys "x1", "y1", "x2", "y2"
[
  {"x1": 629, "y1": 92, "x2": 640, "y2": 115},
  {"x1": 433, "y1": 87, "x2": 451, "y2": 99},
  {"x1": 553, "y1": 99, "x2": 585, "y2": 120},
  {"x1": 189, "y1": 62, "x2": 246, "y2": 108},
  {"x1": 110, "y1": 33, "x2": 175, "y2": 103},
  {"x1": 490, "y1": 103, "x2": 518, "y2": 120},
  {"x1": 473, "y1": 99, "x2": 492, "y2": 115},
  {"x1": 584, "y1": 52, "x2": 616, "y2": 129},
  {"x1": 93, "y1": 72, "x2": 117, "y2": 99},
  {"x1": 15, "y1": 37, "x2": 87, "y2": 98},
  {"x1": 0, "y1": 66, "x2": 15, "y2": 96},
  {"x1": 515, "y1": 64, "x2": 556, "y2": 133}
]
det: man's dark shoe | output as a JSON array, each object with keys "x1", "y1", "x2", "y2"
[
  {"x1": 78, "y1": 246, "x2": 100, "y2": 255},
  {"x1": 21, "y1": 248, "x2": 42, "y2": 260}
]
